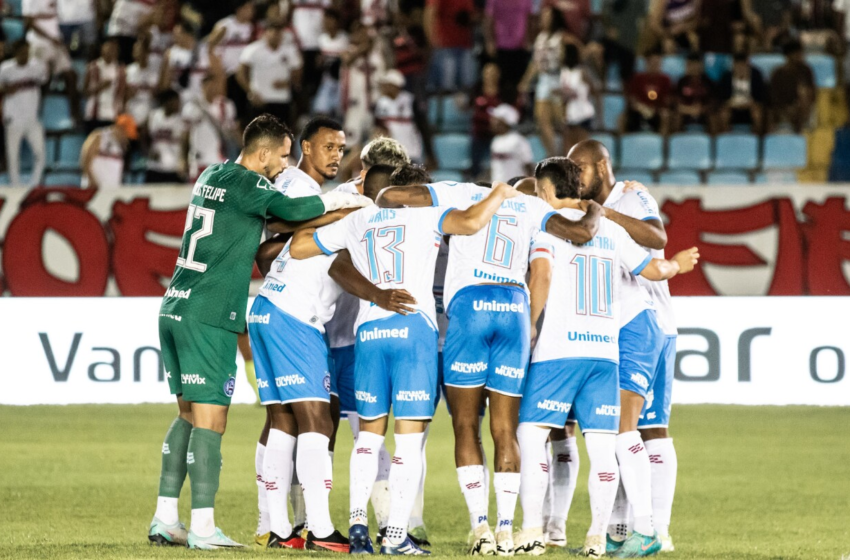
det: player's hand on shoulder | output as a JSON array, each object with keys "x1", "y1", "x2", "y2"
[
  {"x1": 320, "y1": 191, "x2": 374, "y2": 212},
  {"x1": 373, "y1": 289, "x2": 417, "y2": 315},
  {"x1": 623, "y1": 180, "x2": 648, "y2": 193},
  {"x1": 492, "y1": 182, "x2": 520, "y2": 199},
  {"x1": 672, "y1": 246, "x2": 700, "y2": 274}
]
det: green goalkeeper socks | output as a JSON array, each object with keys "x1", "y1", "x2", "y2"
[
  {"x1": 187, "y1": 428, "x2": 223, "y2": 510},
  {"x1": 157, "y1": 417, "x2": 193, "y2": 499}
]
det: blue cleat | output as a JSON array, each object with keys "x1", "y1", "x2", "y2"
[
  {"x1": 380, "y1": 535, "x2": 431, "y2": 555},
  {"x1": 613, "y1": 530, "x2": 661, "y2": 558},
  {"x1": 350, "y1": 524, "x2": 375, "y2": 554},
  {"x1": 607, "y1": 534, "x2": 626, "y2": 554}
]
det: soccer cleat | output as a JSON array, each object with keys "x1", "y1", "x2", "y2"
[
  {"x1": 495, "y1": 530, "x2": 514, "y2": 556},
  {"x1": 267, "y1": 529, "x2": 306, "y2": 549},
  {"x1": 350, "y1": 524, "x2": 375, "y2": 554},
  {"x1": 658, "y1": 535, "x2": 674, "y2": 552},
  {"x1": 583, "y1": 535, "x2": 606, "y2": 558},
  {"x1": 187, "y1": 527, "x2": 245, "y2": 549},
  {"x1": 469, "y1": 523, "x2": 497, "y2": 556},
  {"x1": 512, "y1": 528, "x2": 545, "y2": 556},
  {"x1": 148, "y1": 517, "x2": 187, "y2": 546},
  {"x1": 254, "y1": 532, "x2": 270, "y2": 547},
  {"x1": 606, "y1": 534, "x2": 626, "y2": 554},
  {"x1": 545, "y1": 525, "x2": 566, "y2": 548},
  {"x1": 612, "y1": 531, "x2": 661, "y2": 558},
  {"x1": 409, "y1": 526, "x2": 431, "y2": 547},
  {"x1": 380, "y1": 535, "x2": 431, "y2": 555},
  {"x1": 306, "y1": 529, "x2": 351, "y2": 553},
  {"x1": 294, "y1": 523, "x2": 308, "y2": 540}
]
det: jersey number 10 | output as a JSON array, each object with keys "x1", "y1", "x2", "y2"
[
  {"x1": 571, "y1": 254, "x2": 613, "y2": 318},
  {"x1": 177, "y1": 204, "x2": 215, "y2": 273}
]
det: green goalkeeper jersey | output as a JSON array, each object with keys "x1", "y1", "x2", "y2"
[{"x1": 160, "y1": 161, "x2": 325, "y2": 333}]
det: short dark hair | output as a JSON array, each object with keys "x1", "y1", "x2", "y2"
[
  {"x1": 686, "y1": 52, "x2": 702, "y2": 63},
  {"x1": 733, "y1": 51, "x2": 749, "y2": 63},
  {"x1": 782, "y1": 39, "x2": 803, "y2": 56},
  {"x1": 157, "y1": 88, "x2": 180, "y2": 105},
  {"x1": 364, "y1": 164, "x2": 396, "y2": 199},
  {"x1": 324, "y1": 8, "x2": 342, "y2": 21},
  {"x1": 299, "y1": 116, "x2": 344, "y2": 147},
  {"x1": 243, "y1": 114, "x2": 293, "y2": 154},
  {"x1": 534, "y1": 157, "x2": 581, "y2": 199},
  {"x1": 13, "y1": 40, "x2": 28, "y2": 54},
  {"x1": 390, "y1": 164, "x2": 431, "y2": 186},
  {"x1": 506, "y1": 176, "x2": 527, "y2": 186}
]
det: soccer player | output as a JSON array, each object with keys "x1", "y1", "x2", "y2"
[
  {"x1": 568, "y1": 140, "x2": 679, "y2": 555},
  {"x1": 516, "y1": 157, "x2": 698, "y2": 558},
  {"x1": 148, "y1": 114, "x2": 369, "y2": 550},
  {"x1": 374, "y1": 177, "x2": 601, "y2": 556},
  {"x1": 289, "y1": 181, "x2": 522, "y2": 555}
]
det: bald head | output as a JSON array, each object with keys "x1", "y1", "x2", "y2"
[
  {"x1": 567, "y1": 139, "x2": 615, "y2": 202},
  {"x1": 568, "y1": 140, "x2": 610, "y2": 164}
]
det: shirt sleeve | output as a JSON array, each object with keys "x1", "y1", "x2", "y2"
[
  {"x1": 430, "y1": 206, "x2": 455, "y2": 235},
  {"x1": 181, "y1": 102, "x2": 200, "y2": 124},
  {"x1": 239, "y1": 43, "x2": 256, "y2": 65},
  {"x1": 525, "y1": 195, "x2": 558, "y2": 232},
  {"x1": 617, "y1": 190, "x2": 661, "y2": 222},
  {"x1": 245, "y1": 173, "x2": 326, "y2": 220},
  {"x1": 615, "y1": 222, "x2": 652, "y2": 275},
  {"x1": 529, "y1": 230, "x2": 556, "y2": 263},
  {"x1": 314, "y1": 211, "x2": 356, "y2": 255},
  {"x1": 426, "y1": 181, "x2": 478, "y2": 210}
]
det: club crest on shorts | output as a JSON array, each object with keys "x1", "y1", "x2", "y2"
[
  {"x1": 323, "y1": 373, "x2": 331, "y2": 393},
  {"x1": 223, "y1": 377, "x2": 236, "y2": 397}
]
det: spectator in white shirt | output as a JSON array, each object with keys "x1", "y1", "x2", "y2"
[
  {"x1": 58, "y1": 0, "x2": 98, "y2": 58},
  {"x1": 237, "y1": 17, "x2": 302, "y2": 123},
  {"x1": 181, "y1": 73, "x2": 238, "y2": 181},
  {"x1": 488, "y1": 103, "x2": 533, "y2": 182},
  {"x1": 80, "y1": 113, "x2": 137, "y2": 188},
  {"x1": 312, "y1": 8, "x2": 349, "y2": 116},
  {"x1": 84, "y1": 38, "x2": 126, "y2": 133},
  {"x1": 107, "y1": 0, "x2": 157, "y2": 64},
  {"x1": 209, "y1": 0, "x2": 256, "y2": 122},
  {"x1": 145, "y1": 89, "x2": 186, "y2": 183},
  {"x1": 0, "y1": 41, "x2": 48, "y2": 187},
  {"x1": 375, "y1": 69, "x2": 423, "y2": 162},
  {"x1": 288, "y1": 0, "x2": 332, "y2": 113},
  {"x1": 125, "y1": 38, "x2": 159, "y2": 129}
]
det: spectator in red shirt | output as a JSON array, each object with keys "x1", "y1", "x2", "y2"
[
  {"x1": 470, "y1": 63, "x2": 502, "y2": 179},
  {"x1": 675, "y1": 52, "x2": 717, "y2": 132},
  {"x1": 484, "y1": 0, "x2": 534, "y2": 102},
  {"x1": 424, "y1": 0, "x2": 477, "y2": 92},
  {"x1": 624, "y1": 50, "x2": 672, "y2": 133}
]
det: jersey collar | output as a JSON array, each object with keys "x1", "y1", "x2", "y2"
[{"x1": 603, "y1": 181, "x2": 625, "y2": 208}]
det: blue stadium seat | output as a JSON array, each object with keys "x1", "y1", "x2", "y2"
[
  {"x1": 704, "y1": 53, "x2": 732, "y2": 82},
  {"x1": 750, "y1": 54, "x2": 785, "y2": 79},
  {"x1": 715, "y1": 133, "x2": 759, "y2": 170},
  {"x1": 658, "y1": 170, "x2": 701, "y2": 185},
  {"x1": 805, "y1": 54, "x2": 837, "y2": 88},
  {"x1": 3, "y1": 19, "x2": 25, "y2": 42},
  {"x1": 427, "y1": 97, "x2": 440, "y2": 125},
  {"x1": 605, "y1": 63, "x2": 623, "y2": 92},
  {"x1": 45, "y1": 137, "x2": 58, "y2": 168},
  {"x1": 635, "y1": 55, "x2": 686, "y2": 81},
  {"x1": 429, "y1": 169, "x2": 460, "y2": 183},
  {"x1": 0, "y1": 172, "x2": 32, "y2": 185},
  {"x1": 6, "y1": 0, "x2": 22, "y2": 15},
  {"x1": 44, "y1": 172, "x2": 82, "y2": 187},
  {"x1": 602, "y1": 94, "x2": 625, "y2": 131},
  {"x1": 430, "y1": 96, "x2": 470, "y2": 133},
  {"x1": 55, "y1": 134, "x2": 86, "y2": 171},
  {"x1": 528, "y1": 135, "x2": 547, "y2": 162},
  {"x1": 590, "y1": 132, "x2": 617, "y2": 166},
  {"x1": 762, "y1": 134, "x2": 807, "y2": 169},
  {"x1": 619, "y1": 133, "x2": 664, "y2": 171},
  {"x1": 617, "y1": 169, "x2": 655, "y2": 185},
  {"x1": 434, "y1": 134, "x2": 471, "y2": 171},
  {"x1": 42, "y1": 95, "x2": 74, "y2": 132},
  {"x1": 667, "y1": 133, "x2": 712, "y2": 170},
  {"x1": 707, "y1": 170, "x2": 751, "y2": 185},
  {"x1": 755, "y1": 171, "x2": 798, "y2": 184}
]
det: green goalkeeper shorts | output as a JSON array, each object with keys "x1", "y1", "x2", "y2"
[{"x1": 159, "y1": 314, "x2": 238, "y2": 406}]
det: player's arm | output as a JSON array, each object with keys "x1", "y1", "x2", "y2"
[
  {"x1": 266, "y1": 191, "x2": 370, "y2": 223},
  {"x1": 441, "y1": 183, "x2": 519, "y2": 235},
  {"x1": 528, "y1": 257, "x2": 551, "y2": 349},
  {"x1": 375, "y1": 185, "x2": 434, "y2": 208},
  {"x1": 543, "y1": 200, "x2": 603, "y2": 245},
  {"x1": 80, "y1": 131, "x2": 101, "y2": 188},
  {"x1": 638, "y1": 247, "x2": 700, "y2": 281},
  {"x1": 602, "y1": 206, "x2": 667, "y2": 250},
  {"x1": 289, "y1": 227, "x2": 324, "y2": 259},
  {"x1": 255, "y1": 233, "x2": 290, "y2": 277},
  {"x1": 328, "y1": 250, "x2": 417, "y2": 315},
  {"x1": 266, "y1": 207, "x2": 359, "y2": 234}
]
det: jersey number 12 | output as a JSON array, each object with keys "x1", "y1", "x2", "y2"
[
  {"x1": 571, "y1": 254, "x2": 613, "y2": 318},
  {"x1": 177, "y1": 205, "x2": 215, "y2": 273}
]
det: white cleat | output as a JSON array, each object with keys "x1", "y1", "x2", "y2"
[
  {"x1": 469, "y1": 523, "x2": 497, "y2": 556},
  {"x1": 544, "y1": 524, "x2": 566, "y2": 548},
  {"x1": 659, "y1": 534, "x2": 675, "y2": 552},
  {"x1": 187, "y1": 527, "x2": 245, "y2": 550},
  {"x1": 495, "y1": 530, "x2": 514, "y2": 556},
  {"x1": 583, "y1": 534, "x2": 605, "y2": 558},
  {"x1": 513, "y1": 528, "x2": 545, "y2": 556}
]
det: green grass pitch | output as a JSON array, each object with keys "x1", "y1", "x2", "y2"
[{"x1": 0, "y1": 404, "x2": 847, "y2": 559}]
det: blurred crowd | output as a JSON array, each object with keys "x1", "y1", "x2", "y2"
[{"x1": 0, "y1": 0, "x2": 848, "y2": 187}]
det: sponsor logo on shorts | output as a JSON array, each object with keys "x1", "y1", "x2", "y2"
[
  {"x1": 567, "y1": 331, "x2": 616, "y2": 343},
  {"x1": 395, "y1": 390, "x2": 430, "y2": 401},
  {"x1": 473, "y1": 300, "x2": 525, "y2": 313},
  {"x1": 356, "y1": 390, "x2": 377, "y2": 403},
  {"x1": 257, "y1": 378, "x2": 269, "y2": 389},
  {"x1": 450, "y1": 361, "x2": 488, "y2": 374},
  {"x1": 646, "y1": 412, "x2": 657, "y2": 420},
  {"x1": 164, "y1": 287, "x2": 192, "y2": 300},
  {"x1": 276, "y1": 374, "x2": 306, "y2": 387},
  {"x1": 595, "y1": 404, "x2": 620, "y2": 416},
  {"x1": 494, "y1": 365, "x2": 524, "y2": 379},
  {"x1": 223, "y1": 377, "x2": 235, "y2": 397},
  {"x1": 323, "y1": 373, "x2": 331, "y2": 393},
  {"x1": 630, "y1": 372, "x2": 649, "y2": 390},
  {"x1": 262, "y1": 280, "x2": 286, "y2": 293},
  {"x1": 248, "y1": 313, "x2": 271, "y2": 324},
  {"x1": 645, "y1": 389, "x2": 655, "y2": 409},
  {"x1": 159, "y1": 313, "x2": 182, "y2": 322},
  {"x1": 181, "y1": 373, "x2": 206, "y2": 385},
  {"x1": 359, "y1": 326, "x2": 409, "y2": 342},
  {"x1": 537, "y1": 399, "x2": 571, "y2": 413},
  {"x1": 187, "y1": 452, "x2": 195, "y2": 464}
]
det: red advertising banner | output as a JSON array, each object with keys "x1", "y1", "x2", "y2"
[{"x1": 0, "y1": 185, "x2": 848, "y2": 297}]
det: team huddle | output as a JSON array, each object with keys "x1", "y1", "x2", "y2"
[{"x1": 148, "y1": 113, "x2": 699, "y2": 558}]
